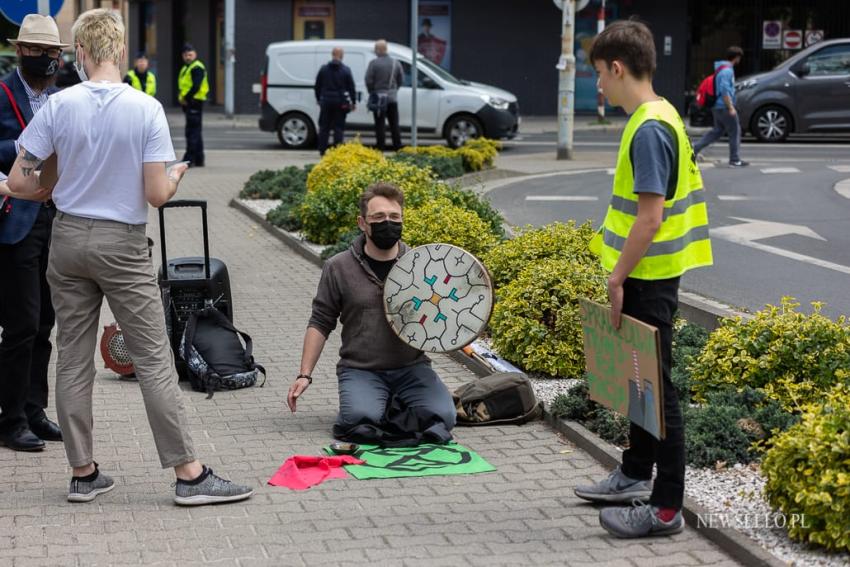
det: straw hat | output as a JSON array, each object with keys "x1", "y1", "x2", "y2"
[{"x1": 8, "y1": 14, "x2": 70, "y2": 48}]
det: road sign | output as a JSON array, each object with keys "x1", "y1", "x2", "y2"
[
  {"x1": 553, "y1": 0, "x2": 590, "y2": 11},
  {"x1": 0, "y1": 0, "x2": 64, "y2": 25},
  {"x1": 763, "y1": 20, "x2": 782, "y2": 49},
  {"x1": 805, "y1": 29, "x2": 824, "y2": 47},
  {"x1": 783, "y1": 29, "x2": 803, "y2": 49}
]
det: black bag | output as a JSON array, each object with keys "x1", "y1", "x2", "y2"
[
  {"x1": 367, "y1": 92, "x2": 388, "y2": 114},
  {"x1": 179, "y1": 305, "x2": 266, "y2": 398},
  {"x1": 453, "y1": 372, "x2": 543, "y2": 426}
]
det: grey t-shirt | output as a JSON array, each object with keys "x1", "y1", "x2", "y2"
[{"x1": 630, "y1": 120, "x2": 678, "y2": 200}]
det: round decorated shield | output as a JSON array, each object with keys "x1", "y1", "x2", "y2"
[{"x1": 383, "y1": 243, "x2": 494, "y2": 353}]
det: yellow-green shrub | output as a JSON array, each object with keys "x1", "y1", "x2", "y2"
[
  {"x1": 483, "y1": 221, "x2": 599, "y2": 290},
  {"x1": 306, "y1": 140, "x2": 385, "y2": 192},
  {"x1": 398, "y1": 137, "x2": 501, "y2": 172},
  {"x1": 689, "y1": 298, "x2": 850, "y2": 411},
  {"x1": 300, "y1": 160, "x2": 438, "y2": 245},
  {"x1": 402, "y1": 198, "x2": 498, "y2": 257},
  {"x1": 489, "y1": 257, "x2": 608, "y2": 377},
  {"x1": 762, "y1": 384, "x2": 850, "y2": 552}
]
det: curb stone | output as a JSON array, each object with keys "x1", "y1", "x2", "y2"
[{"x1": 230, "y1": 195, "x2": 778, "y2": 567}]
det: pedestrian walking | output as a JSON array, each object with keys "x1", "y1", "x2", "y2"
[
  {"x1": 574, "y1": 20, "x2": 713, "y2": 538},
  {"x1": 0, "y1": 14, "x2": 66, "y2": 453},
  {"x1": 7, "y1": 9, "x2": 252, "y2": 506},
  {"x1": 314, "y1": 47, "x2": 356, "y2": 155},
  {"x1": 123, "y1": 51, "x2": 156, "y2": 96},
  {"x1": 365, "y1": 39, "x2": 403, "y2": 151},
  {"x1": 178, "y1": 44, "x2": 207, "y2": 167},
  {"x1": 693, "y1": 46, "x2": 749, "y2": 167}
]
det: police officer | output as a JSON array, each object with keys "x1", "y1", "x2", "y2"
[
  {"x1": 177, "y1": 44, "x2": 208, "y2": 167},
  {"x1": 123, "y1": 52, "x2": 156, "y2": 96}
]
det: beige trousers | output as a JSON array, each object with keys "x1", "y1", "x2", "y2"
[{"x1": 47, "y1": 212, "x2": 195, "y2": 468}]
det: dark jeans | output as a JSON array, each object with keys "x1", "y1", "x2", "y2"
[
  {"x1": 693, "y1": 107, "x2": 741, "y2": 162},
  {"x1": 373, "y1": 101, "x2": 401, "y2": 151},
  {"x1": 618, "y1": 276, "x2": 685, "y2": 510},
  {"x1": 318, "y1": 102, "x2": 348, "y2": 155},
  {"x1": 0, "y1": 205, "x2": 55, "y2": 436},
  {"x1": 182, "y1": 100, "x2": 205, "y2": 166}
]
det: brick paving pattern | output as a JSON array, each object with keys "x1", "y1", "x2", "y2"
[{"x1": 0, "y1": 147, "x2": 743, "y2": 566}]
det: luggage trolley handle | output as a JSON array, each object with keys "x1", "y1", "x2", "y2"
[{"x1": 158, "y1": 200, "x2": 211, "y2": 281}]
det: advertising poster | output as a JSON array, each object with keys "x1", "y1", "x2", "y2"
[
  {"x1": 580, "y1": 299, "x2": 665, "y2": 440},
  {"x1": 417, "y1": 0, "x2": 451, "y2": 71},
  {"x1": 574, "y1": 2, "x2": 618, "y2": 111},
  {"x1": 293, "y1": 0, "x2": 335, "y2": 41}
]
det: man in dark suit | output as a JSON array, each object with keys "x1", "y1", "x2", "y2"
[{"x1": 0, "y1": 14, "x2": 67, "y2": 452}]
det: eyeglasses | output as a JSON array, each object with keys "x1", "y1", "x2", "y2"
[
  {"x1": 366, "y1": 212, "x2": 402, "y2": 222},
  {"x1": 21, "y1": 45, "x2": 63, "y2": 58}
]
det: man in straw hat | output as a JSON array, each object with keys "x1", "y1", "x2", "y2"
[
  {"x1": 7, "y1": 9, "x2": 253, "y2": 506},
  {"x1": 0, "y1": 14, "x2": 68, "y2": 453}
]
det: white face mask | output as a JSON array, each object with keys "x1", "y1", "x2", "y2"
[{"x1": 74, "y1": 48, "x2": 88, "y2": 82}]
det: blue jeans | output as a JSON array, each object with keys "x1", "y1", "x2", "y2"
[
  {"x1": 336, "y1": 362, "x2": 456, "y2": 440},
  {"x1": 693, "y1": 107, "x2": 741, "y2": 162}
]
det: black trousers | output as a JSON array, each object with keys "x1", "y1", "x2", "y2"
[
  {"x1": 373, "y1": 102, "x2": 401, "y2": 151},
  {"x1": 318, "y1": 102, "x2": 348, "y2": 155},
  {"x1": 182, "y1": 100, "x2": 205, "y2": 166},
  {"x1": 0, "y1": 205, "x2": 55, "y2": 436},
  {"x1": 618, "y1": 276, "x2": 685, "y2": 510}
]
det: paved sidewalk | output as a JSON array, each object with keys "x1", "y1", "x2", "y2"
[{"x1": 0, "y1": 149, "x2": 742, "y2": 566}]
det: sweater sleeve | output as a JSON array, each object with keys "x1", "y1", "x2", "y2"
[
  {"x1": 307, "y1": 262, "x2": 342, "y2": 337},
  {"x1": 365, "y1": 61, "x2": 375, "y2": 93}
]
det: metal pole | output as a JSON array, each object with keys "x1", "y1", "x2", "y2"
[
  {"x1": 37, "y1": 0, "x2": 49, "y2": 15},
  {"x1": 410, "y1": 0, "x2": 418, "y2": 147},
  {"x1": 596, "y1": 0, "x2": 606, "y2": 123},
  {"x1": 556, "y1": 0, "x2": 575, "y2": 160},
  {"x1": 224, "y1": 0, "x2": 236, "y2": 117}
]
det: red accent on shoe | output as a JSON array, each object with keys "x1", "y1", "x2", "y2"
[{"x1": 656, "y1": 507, "x2": 678, "y2": 523}]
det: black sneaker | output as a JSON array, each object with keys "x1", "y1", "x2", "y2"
[
  {"x1": 68, "y1": 463, "x2": 115, "y2": 503},
  {"x1": 174, "y1": 466, "x2": 253, "y2": 506},
  {"x1": 729, "y1": 160, "x2": 750, "y2": 167}
]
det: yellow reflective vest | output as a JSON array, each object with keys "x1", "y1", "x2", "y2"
[
  {"x1": 126, "y1": 69, "x2": 156, "y2": 96},
  {"x1": 178, "y1": 59, "x2": 209, "y2": 101},
  {"x1": 594, "y1": 99, "x2": 713, "y2": 280}
]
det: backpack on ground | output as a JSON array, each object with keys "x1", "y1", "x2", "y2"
[
  {"x1": 180, "y1": 305, "x2": 266, "y2": 398},
  {"x1": 453, "y1": 372, "x2": 543, "y2": 426},
  {"x1": 695, "y1": 64, "x2": 731, "y2": 109}
]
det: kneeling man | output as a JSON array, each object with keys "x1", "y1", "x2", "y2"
[{"x1": 287, "y1": 183, "x2": 456, "y2": 443}]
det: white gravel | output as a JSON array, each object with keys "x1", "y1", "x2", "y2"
[{"x1": 685, "y1": 464, "x2": 850, "y2": 567}]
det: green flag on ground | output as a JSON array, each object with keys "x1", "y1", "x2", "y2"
[{"x1": 323, "y1": 442, "x2": 496, "y2": 480}]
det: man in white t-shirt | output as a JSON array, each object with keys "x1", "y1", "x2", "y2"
[{"x1": 7, "y1": 9, "x2": 253, "y2": 506}]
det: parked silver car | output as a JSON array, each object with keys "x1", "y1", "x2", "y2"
[{"x1": 736, "y1": 38, "x2": 850, "y2": 142}]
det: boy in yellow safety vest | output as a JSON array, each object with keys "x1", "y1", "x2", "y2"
[{"x1": 573, "y1": 19, "x2": 713, "y2": 538}]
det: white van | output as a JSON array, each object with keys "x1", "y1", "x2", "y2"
[{"x1": 258, "y1": 39, "x2": 520, "y2": 149}]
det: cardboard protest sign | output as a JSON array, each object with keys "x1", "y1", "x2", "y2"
[{"x1": 579, "y1": 299, "x2": 665, "y2": 440}]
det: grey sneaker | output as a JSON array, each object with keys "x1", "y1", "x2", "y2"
[
  {"x1": 574, "y1": 466, "x2": 652, "y2": 504},
  {"x1": 68, "y1": 465, "x2": 116, "y2": 503},
  {"x1": 174, "y1": 467, "x2": 253, "y2": 506},
  {"x1": 599, "y1": 501, "x2": 684, "y2": 538}
]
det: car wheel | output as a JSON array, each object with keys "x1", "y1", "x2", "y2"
[
  {"x1": 445, "y1": 114, "x2": 483, "y2": 148},
  {"x1": 751, "y1": 106, "x2": 791, "y2": 143},
  {"x1": 277, "y1": 112, "x2": 316, "y2": 149}
]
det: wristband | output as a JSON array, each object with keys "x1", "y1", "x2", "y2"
[{"x1": 296, "y1": 374, "x2": 313, "y2": 384}]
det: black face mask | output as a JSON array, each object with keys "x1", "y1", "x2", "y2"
[
  {"x1": 20, "y1": 54, "x2": 60, "y2": 78},
  {"x1": 368, "y1": 220, "x2": 403, "y2": 250}
]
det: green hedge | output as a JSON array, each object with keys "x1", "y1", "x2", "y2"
[
  {"x1": 240, "y1": 165, "x2": 311, "y2": 200},
  {"x1": 389, "y1": 152, "x2": 464, "y2": 180}
]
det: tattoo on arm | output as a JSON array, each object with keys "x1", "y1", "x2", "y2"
[{"x1": 19, "y1": 149, "x2": 44, "y2": 177}]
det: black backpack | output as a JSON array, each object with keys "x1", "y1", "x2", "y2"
[
  {"x1": 179, "y1": 306, "x2": 266, "y2": 398},
  {"x1": 453, "y1": 372, "x2": 543, "y2": 426}
]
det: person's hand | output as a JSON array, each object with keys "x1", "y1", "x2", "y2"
[
  {"x1": 728, "y1": 107, "x2": 737, "y2": 117},
  {"x1": 13, "y1": 186, "x2": 52, "y2": 202},
  {"x1": 608, "y1": 277, "x2": 624, "y2": 330},
  {"x1": 351, "y1": 104, "x2": 356, "y2": 112},
  {"x1": 166, "y1": 162, "x2": 189, "y2": 184},
  {"x1": 178, "y1": 97, "x2": 186, "y2": 106},
  {"x1": 287, "y1": 376, "x2": 311, "y2": 413}
]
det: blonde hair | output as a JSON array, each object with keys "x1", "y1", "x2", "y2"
[{"x1": 72, "y1": 9, "x2": 125, "y2": 66}]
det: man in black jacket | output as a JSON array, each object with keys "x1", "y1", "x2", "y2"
[{"x1": 314, "y1": 47, "x2": 356, "y2": 155}]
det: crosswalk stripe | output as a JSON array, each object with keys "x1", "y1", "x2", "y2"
[
  {"x1": 525, "y1": 196, "x2": 599, "y2": 201},
  {"x1": 828, "y1": 165, "x2": 850, "y2": 173},
  {"x1": 760, "y1": 167, "x2": 801, "y2": 174},
  {"x1": 717, "y1": 195, "x2": 750, "y2": 201}
]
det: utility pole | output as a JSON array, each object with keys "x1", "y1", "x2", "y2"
[
  {"x1": 410, "y1": 0, "x2": 419, "y2": 147},
  {"x1": 224, "y1": 0, "x2": 235, "y2": 117},
  {"x1": 596, "y1": 0, "x2": 607, "y2": 123},
  {"x1": 556, "y1": 0, "x2": 576, "y2": 160}
]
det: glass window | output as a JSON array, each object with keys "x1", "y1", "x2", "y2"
[
  {"x1": 805, "y1": 44, "x2": 850, "y2": 76},
  {"x1": 399, "y1": 61, "x2": 443, "y2": 89}
]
